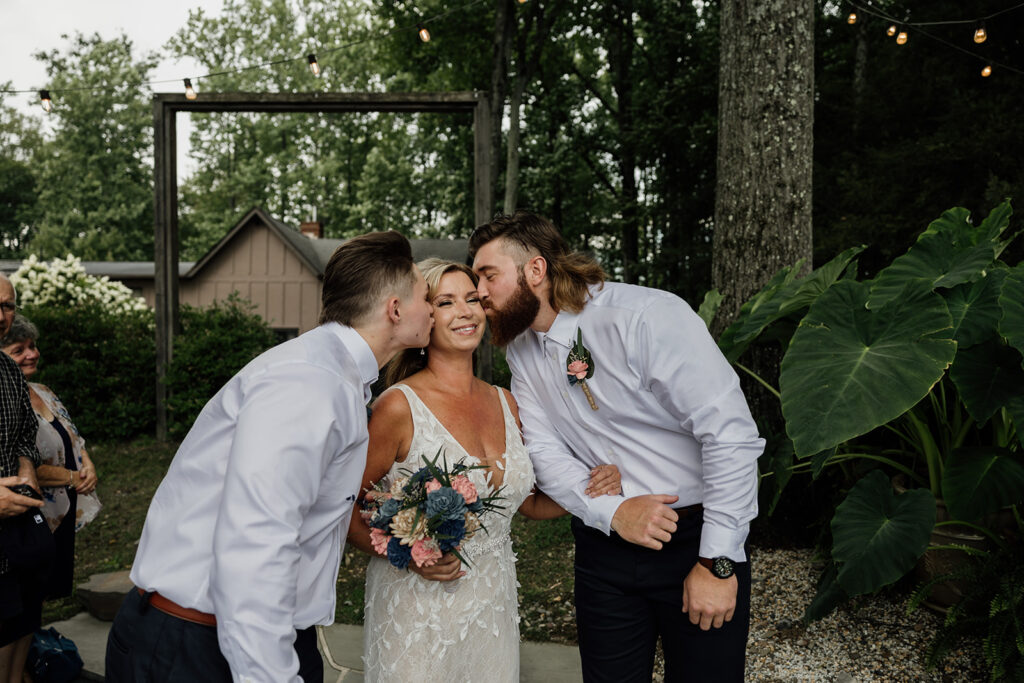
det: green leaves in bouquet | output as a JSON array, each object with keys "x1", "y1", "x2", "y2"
[
  {"x1": 941, "y1": 447, "x2": 1024, "y2": 522},
  {"x1": 867, "y1": 201, "x2": 1014, "y2": 310},
  {"x1": 780, "y1": 279, "x2": 956, "y2": 458},
  {"x1": 830, "y1": 470, "x2": 935, "y2": 596}
]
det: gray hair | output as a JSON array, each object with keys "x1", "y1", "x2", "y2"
[{"x1": 1, "y1": 314, "x2": 38, "y2": 348}]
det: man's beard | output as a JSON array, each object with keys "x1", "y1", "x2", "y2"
[{"x1": 486, "y1": 273, "x2": 541, "y2": 347}]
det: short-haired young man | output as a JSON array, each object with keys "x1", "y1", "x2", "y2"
[
  {"x1": 106, "y1": 231, "x2": 434, "y2": 683},
  {"x1": 471, "y1": 211, "x2": 764, "y2": 682}
]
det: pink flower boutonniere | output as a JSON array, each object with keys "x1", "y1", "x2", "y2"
[{"x1": 566, "y1": 329, "x2": 598, "y2": 411}]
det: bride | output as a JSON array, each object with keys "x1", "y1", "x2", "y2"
[{"x1": 348, "y1": 259, "x2": 620, "y2": 682}]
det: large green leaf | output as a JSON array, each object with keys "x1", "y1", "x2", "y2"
[
  {"x1": 943, "y1": 268, "x2": 1007, "y2": 349},
  {"x1": 949, "y1": 336, "x2": 1024, "y2": 424},
  {"x1": 781, "y1": 280, "x2": 956, "y2": 457},
  {"x1": 1007, "y1": 395, "x2": 1024, "y2": 449},
  {"x1": 1000, "y1": 263, "x2": 1024, "y2": 358},
  {"x1": 942, "y1": 447, "x2": 1024, "y2": 522},
  {"x1": 868, "y1": 203, "x2": 1011, "y2": 309},
  {"x1": 832, "y1": 470, "x2": 936, "y2": 596},
  {"x1": 697, "y1": 289, "x2": 723, "y2": 330},
  {"x1": 803, "y1": 561, "x2": 847, "y2": 623},
  {"x1": 718, "y1": 265, "x2": 801, "y2": 362},
  {"x1": 758, "y1": 436, "x2": 795, "y2": 516}
]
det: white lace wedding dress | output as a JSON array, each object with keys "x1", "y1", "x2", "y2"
[{"x1": 363, "y1": 384, "x2": 535, "y2": 682}]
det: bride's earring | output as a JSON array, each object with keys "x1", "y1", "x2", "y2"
[{"x1": 420, "y1": 348, "x2": 426, "y2": 356}]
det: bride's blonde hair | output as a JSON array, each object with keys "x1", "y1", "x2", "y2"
[{"x1": 383, "y1": 258, "x2": 479, "y2": 388}]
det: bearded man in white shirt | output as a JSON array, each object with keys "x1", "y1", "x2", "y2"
[
  {"x1": 105, "y1": 231, "x2": 434, "y2": 683},
  {"x1": 470, "y1": 211, "x2": 764, "y2": 682}
]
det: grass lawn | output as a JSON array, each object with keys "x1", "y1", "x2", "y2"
[{"x1": 51, "y1": 438, "x2": 582, "y2": 644}]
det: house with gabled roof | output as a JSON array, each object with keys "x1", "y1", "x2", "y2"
[{"x1": 0, "y1": 208, "x2": 469, "y2": 338}]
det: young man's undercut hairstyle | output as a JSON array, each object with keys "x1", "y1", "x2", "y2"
[
  {"x1": 469, "y1": 210, "x2": 605, "y2": 313},
  {"x1": 320, "y1": 230, "x2": 416, "y2": 326}
]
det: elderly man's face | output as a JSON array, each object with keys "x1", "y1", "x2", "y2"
[{"x1": 0, "y1": 279, "x2": 16, "y2": 339}]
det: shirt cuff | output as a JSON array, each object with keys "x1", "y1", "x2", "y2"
[
  {"x1": 582, "y1": 494, "x2": 626, "y2": 535},
  {"x1": 698, "y1": 521, "x2": 749, "y2": 563}
]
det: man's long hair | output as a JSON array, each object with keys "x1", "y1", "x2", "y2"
[{"x1": 468, "y1": 210, "x2": 604, "y2": 313}]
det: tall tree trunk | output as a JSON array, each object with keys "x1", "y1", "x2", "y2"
[
  {"x1": 607, "y1": 4, "x2": 639, "y2": 284},
  {"x1": 713, "y1": 0, "x2": 814, "y2": 427},
  {"x1": 852, "y1": 20, "x2": 868, "y2": 140},
  {"x1": 489, "y1": 0, "x2": 514, "y2": 215},
  {"x1": 504, "y1": 1, "x2": 549, "y2": 214},
  {"x1": 713, "y1": 0, "x2": 814, "y2": 332}
]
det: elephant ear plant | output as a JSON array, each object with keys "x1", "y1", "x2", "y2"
[{"x1": 708, "y1": 200, "x2": 1024, "y2": 620}]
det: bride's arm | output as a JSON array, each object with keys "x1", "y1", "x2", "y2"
[
  {"x1": 346, "y1": 390, "x2": 413, "y2": 557},
  {"x1": 346, "y1": 389, "x2": 465, "y2": 583}
]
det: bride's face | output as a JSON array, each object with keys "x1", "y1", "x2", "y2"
[{"x1": 429, "y1": 271, "x2": 485, "y2": 353}]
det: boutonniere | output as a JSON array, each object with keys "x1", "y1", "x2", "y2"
[{"x1": 566, "y1": 329, "x2": 598, "y2": 411}]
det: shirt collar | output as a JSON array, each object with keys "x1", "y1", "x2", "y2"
[
  {"x1": 328, "y1": 323, "x2": 379, "y2": 403},
  {"x1": 541, "y1": 308, "x2": 582, "y2": 350}
]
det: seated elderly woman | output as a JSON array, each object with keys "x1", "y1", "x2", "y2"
[{"x1": 0, "y1": 315, "x2": 100, "y2": 607}]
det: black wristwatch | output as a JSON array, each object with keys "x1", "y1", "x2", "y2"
[{"x1": 698, "y1": 556, "x2": 735, "y2": 579}]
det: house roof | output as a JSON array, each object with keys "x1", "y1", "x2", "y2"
[{"x1": 0, "y1": 208, "x2": 469, "y2": 281}]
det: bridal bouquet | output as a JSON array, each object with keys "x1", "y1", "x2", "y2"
[{"x1": 364, "y1": 449, "x2": 507, "y2": 570}]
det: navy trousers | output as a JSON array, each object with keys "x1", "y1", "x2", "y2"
[
  {"x1": 105, "y1": 588, "x2": 323, "y2": 682},
  {"x1": 572, "y1": 510, "x2": 751, "y2": 682}
]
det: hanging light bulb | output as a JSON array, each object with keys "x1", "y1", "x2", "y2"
[
  {"x1": 418, "y1": 24, "x2": 431, "y2": 42},
  {"x1": 974, "y1": 22, "x2": 987, "y2": 44},
  {"x1": 39, "y1": 89, "x2": 52, "y2": 113},
  {"x1": 847, "y1": 12, "x2": 857, "y2": 25},
  {"x1": 184, "y1": 78, "x2": 197, "y2": 100},
  {"x1": 896, "y1": 29, "x2": 908, "y2": 45},
  {"x1": 518, "y1": 0, "x2": 528, "y2": 4},
  {"x1": 887, "y1": 24, "x2": 897, "y2": 37},
  {"x1": 981, "y1": 64, "x2": 992, "y2": 77},
  {"x1": 307, "y1": 54, "x2": 321, "y2": 77}
]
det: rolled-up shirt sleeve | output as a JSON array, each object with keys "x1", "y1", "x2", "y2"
[
  {"x1": 510, "y1": 353, "x2": 624, "y2": 533},
  {"x1": 637, "y1": 298, "x2": 764, "y2": 563},
  {"x1": 211, "y1": 363, "x2": 356, "y2": 682}
]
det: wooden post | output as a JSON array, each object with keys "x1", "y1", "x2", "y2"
[
  {"x1": 153, "y1": 99, "x2": 179, "y2": 441},
  {"x1": 472, "y1": 92, "x2": 494, "y2": 384}
]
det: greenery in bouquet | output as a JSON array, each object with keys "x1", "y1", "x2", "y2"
[{"x1": 364, "y1": 449, "x2": 508, "y2": 570}]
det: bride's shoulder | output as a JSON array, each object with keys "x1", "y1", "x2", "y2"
[{"x1": 370, "y1": 385, "x2": 414, "y2": 425}]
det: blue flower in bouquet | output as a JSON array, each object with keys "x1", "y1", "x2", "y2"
[
  {"x1": 435, "y1": 518, "x2": 467, "y2": 552},
  {"x1": 425, "y1": 487, "x2": 468, "y2": 522},
  {"x1": 386, "y1": 536, "x2": 413, "y2": 570},
  {"x1": 467, "y1": 499, "x2": 484, "y2": 513}
]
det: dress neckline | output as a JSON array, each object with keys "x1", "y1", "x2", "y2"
[{"x1": 394, "y1": 383, "x2": 512, "y2": 487}]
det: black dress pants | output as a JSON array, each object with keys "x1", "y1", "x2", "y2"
[
  {"x1": 572, "y1": 510, "x2": 751, "y2": 683},
  {"x1": 105, "y1": 588, "x2": 323, "y2": 682}
]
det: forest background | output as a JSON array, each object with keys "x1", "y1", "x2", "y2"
[{"x1": 2, "y1": 0, "x2": 1022, "y2": 309}]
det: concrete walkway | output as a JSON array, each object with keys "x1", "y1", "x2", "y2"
[{"x1": 48, "y1": 611, "x2": 583, "y2": 682}]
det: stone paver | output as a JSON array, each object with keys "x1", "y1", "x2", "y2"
[{"x1": 47, "y1": 612, "x2": 582, "y2": 682}]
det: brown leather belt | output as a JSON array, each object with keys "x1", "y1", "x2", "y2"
[
  {"x1": 674, "y1": 503, "x2": 703, "y2": 518},
  {"x1": 138, "y1": 588, "x2": 217, "y2": 626}
]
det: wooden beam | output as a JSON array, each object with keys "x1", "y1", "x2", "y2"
[
  {"x1": 472, "y1": 93, "x2": 494, "y2": 384},
  {"x1": 153, "y1": 99, "x2": 179, "y2": 441}
]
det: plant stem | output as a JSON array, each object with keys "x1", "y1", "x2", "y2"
[
  {"x1": 734, "y1": 363, "x2": 781, "y2": 399},
  {"x1": 829, "y1": 453, "x2": 926, "y2": 485},
  {"x1": 906, "y1": 409, "x2": 942, "y2": 496}
]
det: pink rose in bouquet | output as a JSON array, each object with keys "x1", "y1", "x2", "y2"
[
  {"x1": 425, "y1": 479, "x2": 442, "y2": 494},
  {"x1": 410, "y1": 538, "x2": 443, "y2": 568},
  {"x1": 369, "y1": 527, "x2": 391, "y2": 555},
  {"x1": 451, "y1": 475, "x2": 478, "y2": 504}
]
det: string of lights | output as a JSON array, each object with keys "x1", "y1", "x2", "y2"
[
  {"x1": 1, "y1": 0, "x2": 513, "y2": 110},
  {"x1": 844, "y1": 0, "x2": 1024, "y2": 77}
]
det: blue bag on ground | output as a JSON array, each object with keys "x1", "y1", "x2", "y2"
[{"x1": 27, "y1": 627, "x2": 84, "y2": 683}]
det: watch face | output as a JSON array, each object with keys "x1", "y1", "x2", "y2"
[{"x1": 712, "y1": 556, "x2": 735, "y2": 579}]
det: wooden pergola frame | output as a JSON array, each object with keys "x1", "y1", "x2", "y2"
[{"x1": 153, "y1": 91, "x2": 493, "y2": 439}]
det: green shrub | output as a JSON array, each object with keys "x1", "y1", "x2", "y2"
[
  {"x1": 165, "y1": 293, "x2": 278, "y2": 439},
  {"x1": 24, "y1": 304, "x2": 156, "y2": 441}
]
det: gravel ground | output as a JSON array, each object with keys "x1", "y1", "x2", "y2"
[{"x1": 736, "y1": 546, "x2": 985, "y2": 682}]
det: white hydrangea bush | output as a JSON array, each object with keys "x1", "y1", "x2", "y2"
[{"x1": 11, "y1": 254, "x2": 150, "y2": 315}]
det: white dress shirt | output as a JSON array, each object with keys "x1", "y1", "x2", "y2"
[
  {"x1": 508, "y1": 282, "x2": 764, "y2": 562},
  {"x1": 131, "y1": 323, "x2": 378, "y2": 682}
]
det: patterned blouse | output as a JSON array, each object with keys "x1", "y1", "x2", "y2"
[{"x1": 0, "y1": 352, "x2": 41, "y2": 576}]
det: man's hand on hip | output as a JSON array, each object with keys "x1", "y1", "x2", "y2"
[
  {"x1": 610, "y1": 494, "x2": 679, "y2": 549},
  {"x1": 682, "y1": 561, "x2": 737, "y2": 630}
]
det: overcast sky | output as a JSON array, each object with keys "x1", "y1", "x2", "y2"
[{"x1": 1, "y1": 0, "x2": 224, "y2": 177}]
